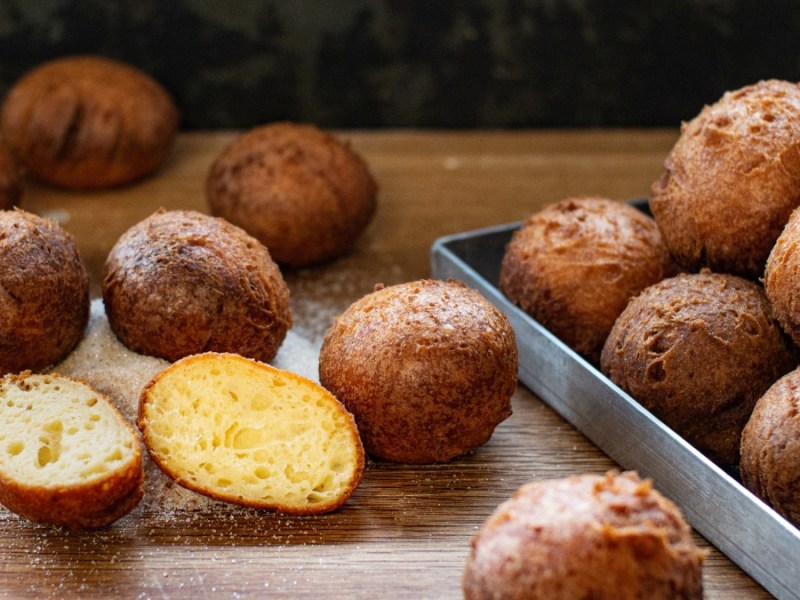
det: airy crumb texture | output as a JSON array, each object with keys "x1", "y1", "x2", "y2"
[
  {"x1": 103, "y1": 209, "x2": 292, "y2": 363},
  {"x1": 601, "y1": 271, "x2": 797, "y2": 467},
  {"x1": 319, "y1": 279, "x2": 517, "y2": 464},
  {"x1": 0, "y1": 209, "x2": 89, "y2": 375},
  {"x1": 463, "y1": 471, "x2": 706, "y2": 600},
  {"x1": 138, "y1": 352, "x2": 364, "y2": 514},
  {"x1": 740, "y1": 367, "x2": 800, "y2": 528},
  {"x1": 0, "y1": 55, "x2": 178, "y2": 189},
  {"x1": 0, "y1": 372, "x2": 143, "y2": 529},
  {"x1": 207, "y1": 121, "x2": 377, "y2": 266},
  {"x1": 650, "y1": 79, "x2": 800, "y2": 278},
  {"x1": 765, "y1": 206, "x2": 800, "y2": 346},
  {"x1": 0, "y1": 143, "x2": 22, "y2": 209},
  {"x1": 500, "y1": 197, "x2": 676, "y2": 364}
]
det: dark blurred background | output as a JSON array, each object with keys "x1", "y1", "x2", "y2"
[{"x1": 1, "y1": 0, "x2": 798, "y2": 130}]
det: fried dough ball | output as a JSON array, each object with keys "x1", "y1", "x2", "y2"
[
  {"x1": 0, "y1": 209, "x2": 89, "y2": 375},
  {"x1": 601, "y1": 271, "x2": 797, "y2": 467},
  {"x1": 463, "y1": 471, "x2": 705, "y2": 600},
  {"x1": 319, "y1": 279, "x2": 517, "y2": 464},
  {"x1": 0, "y1": 55, "x2": 178, "y2": 189},
  {"x1": 206, "y1": 122, "x2": 377, "y2": 266},
  {"x1": 102, "y1": 209, "x2": 291, "y2": 363},
  {"x1": 650, "y1": 79, "x2": 800, "y2": 278},
  {"x1": 500, "y1": 197, "x2": 676, "y2": 363}
]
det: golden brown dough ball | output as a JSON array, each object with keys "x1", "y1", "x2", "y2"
[
  {"x1": 500, "y1": 197, "x2": 676, "y2": 364},
  {"x1": 650, "y1": 79, "x2": 800, "y2": 278},
  {"x1": 0, "y1": 209, "x2": 89, "y2": 374},
  {"x1": 102, "y1": 209, "x2": 291, "y2": 363},
  {"x1": 601, "y1": 271, "x2": 797, "y2": 467},
  {"x1": 740, "y1": 367, "x2": 800, "y2": 528},
  {"x1": 0, "y1": 143, "x2": 22, "y2": 209},
  {"x1": 206, "y1": 122, "x2": 377, "y2": 266},
  {"x1": 318, "y1": 279, "x2": 517, "y2": 464},
  {"x1": 0, "y1": 55, "x2": 179, "y2": 189},
  {"x1": 764, "y1": 206, "x2": 800, "y2": 345},
  {"x1": 463, "y1": 471, "x2": 706, "y2": 600}
]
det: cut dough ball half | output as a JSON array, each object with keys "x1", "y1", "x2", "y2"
[
  {"x1": 0, "y1": 372, "x2": 144, "y2": 529},
  {"x1": 138, "y1": 352, "x2": 364, "y2": 514}
]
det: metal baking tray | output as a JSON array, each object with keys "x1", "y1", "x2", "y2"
[{"x1": 430, "y1": 221, "x2": 800, "y2": 600}]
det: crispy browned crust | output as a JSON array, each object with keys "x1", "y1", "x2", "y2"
[
  {"x1": 0, "y1": 372, "x2": 144, "y2": 530},
  {"x1": 138, "y1": 352, "x2": 364, "y2": 515},
  {"x1": 463, "y1": 471, "x2": 706, "y2": 600},
  {"x1": 319, "y1": 279, "x2": 517, "y2": 464},
  {"x1": 764, "y1": 206, "x2": 800, "y2": 345},
  {"x1": 206, "y1": 121, "x2": 377, "y2": 266},
  {"x1": 499, "y1": 197, "x2": 677, "y2": 364},
  {"x1": 0, "y1": 143, "x2": 23, "y2": 209},
  {"x1": 0, "y1": 209, "x2": 89, "y2": 375},
  {"x1": 740, "y1": 368, "x2": 800, "y2": 528},
  {"x1": 102, "y1": 209, "x2": 292, "y2": 363},
  {"x1": 600, "y1": 271, "x2": 797, "y2": 467},
  {"x1": 649, "y1": 79, "x2": 800, "y2": 278},
  {"x1": 0, "y1": 55, "x2": 178, "y2": 190}
]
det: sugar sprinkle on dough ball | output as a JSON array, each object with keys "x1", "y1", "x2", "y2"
[
  {"x1": 0, "y1": 209, "x2": 89, "y2": 375},
  {"x1": 0, "y1": 372, "x2": 144, "y2": 529},
  {"x1": 741, "y1": 367, "x2": 800, "y2": 528},
  {"x1": 102, "y1": 209, "x2": 292, "y2": 363},
  {"x1": 138, "y1": 352, "x2": 364, "y2": 514},
  {"x1": 500, "y1": 197, "x2": 676, "y2": 363},
  {"x1": 206, "y1": 121, "x2": 377, "y2": 266},
  {"x1": 650, "y1": 79, "x2": 800, "y2": 278},
  {"x1": 0, "y1": 55, "x2": 178, "y2": 190},
  {"x1": 319, "y1": 279, "x2": 517, "y2": 464},
  {"x1": 463, "y1": 471, "x2": 706, "y2": 600},
  {"x1": 601, "y1": 271, "x2": 797, "y2": 467}
]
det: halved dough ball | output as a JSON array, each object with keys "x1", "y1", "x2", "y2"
[{"x1": 138, "y1": 352, "x2": 364, "y2": 514}]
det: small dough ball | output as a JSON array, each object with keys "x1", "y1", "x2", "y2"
[
  {"x1": 741, "y1": 367, "x2": 800, "y2": 528},
  {"x1": 206, "y1": 122, "x2": 377, "y2": 266},
  {"x1": 764, "y1": 206, "x2": 800, "y2": 345},
  {"x1": 0, "y1": 143, "x2": 23, "y2": 209},
  {"x1": 0, "y1": 209, "x2": 89, "y2": 374},
  {"x1": 601, "y1": 271, "x2": 797, "y2": 467},
  {"x1": 463, "y1": 471, "x2": 706, "y2": 600},
  {"x1": 102, "y1": 209, "x2": 292, "y2": 363},
  {"x1": 650, "y1": 79, "x2": 800, "y2": 278},
  {"x1": 319, "y1": 279, "x2": 517, "y2": 464},
  {"x1": 500, "y1": 197, "x2": 676, "y2": 363},
  {"x1": 0, "y1": 55, "x2": 178, "y2": 189}
]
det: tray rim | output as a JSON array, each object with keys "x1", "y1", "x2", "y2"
[{"x1": 430, "y1": 222, "x2": 800, "y2": 600}]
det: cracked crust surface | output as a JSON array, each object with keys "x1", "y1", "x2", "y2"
[
  {"x1": 0, "y1": 55, "x2": 178, "y2": 189},
  {"x1": 102, "y1": 209, "x2": 291, "y2": 363},
  {"x1": 649, "y1": 79, "x2": 800, "y2": 278},
  {"x1": 206, "y1": 121, "x2": 377, "y2": 266}
]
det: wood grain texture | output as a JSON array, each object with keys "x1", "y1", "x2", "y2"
[{"x1": 1, "y1": 130, "x2": 773, "y2": 598}]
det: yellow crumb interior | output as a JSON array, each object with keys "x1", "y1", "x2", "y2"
[
  {"x1": 141, "y1": 355, "x2": 361, "y2": 509},
  {"x1": 0, "y1": 375, "x2": 138, "y2": 486}
]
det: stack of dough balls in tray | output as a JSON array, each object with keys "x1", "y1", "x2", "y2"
[{"x1": 500, "y1": 79, "x2": 800, "y2": 525}]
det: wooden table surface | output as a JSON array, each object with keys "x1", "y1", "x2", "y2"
[{"x1": 1, "y1": 130, "x2": 775, "y2": 598}]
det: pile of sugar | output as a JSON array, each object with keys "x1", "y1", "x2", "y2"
[{"x1": 49, "y1": 299, "x2": 322, "y2": 515}]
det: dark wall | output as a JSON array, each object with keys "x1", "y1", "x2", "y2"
[{"x1": 1, "y1": 0, "x2": 798, "y2": 130}]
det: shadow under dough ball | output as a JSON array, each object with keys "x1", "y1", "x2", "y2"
[
  {"x1": 0, "y1": 55, "x2": 179, "y2": 190},
  {"x1": 102, "y1": 209, "x2": 292, "y2": 363},
  {"x1": 462, "y1": 471, "x2": 705, "y2": 600},
  {"x1": 318, "y1": 279, "x2": 517, "y2": 464},
  {"x1": 0, "y1": 209, "x2": 89, "y2": 375},
  {"x1": 600, "y1": 271, "x2": 797, "y2": 467},
  {"x1": 649, "y1": 79, "x2": 800, "y2": 278},
  {"x1": 206, "y1": 121, "x2": 377, "y2": 266}
]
